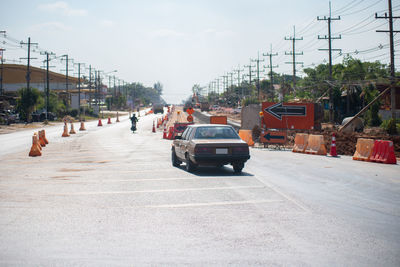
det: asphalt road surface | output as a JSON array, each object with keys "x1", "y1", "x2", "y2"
[{"x1": 0, "y1": 112, "x2": 399, "y2": 266}]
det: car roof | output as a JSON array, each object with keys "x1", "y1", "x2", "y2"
[{"x1": 187, "y1": 124, "x2": 233, "y2": 128}]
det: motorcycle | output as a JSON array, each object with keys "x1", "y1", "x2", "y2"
[{"x1": 131, "y1": 121, "x2": 137, "y2": 133}]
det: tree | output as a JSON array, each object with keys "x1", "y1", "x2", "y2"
[{"x1": 16, "y1": 87, "x2": 42, "y2": 122}]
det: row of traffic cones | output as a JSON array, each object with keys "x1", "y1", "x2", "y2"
[
  {"x1": 99, "y1": 112, "x2": 120, "y2": 126},
  {"x1": 29, "y1": 130, "x2": 49, "y2": 157},
  {"x1": 62, "y1": 122, "x2": 86, "y2": 137}
]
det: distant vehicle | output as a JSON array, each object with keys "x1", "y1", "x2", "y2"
[
  {"x1": 152, "y1": 104, "x2": 164, "y2": 114},
  {"x1": 200, "y1": 102, "x2": 210, "y2": 112},
  {"x1": 183, "y1": 103, "x2": 193, "y2": 113},
  {"x1": 31, "y1": 112, "x2": 57, "y2": 122},
  {"x1": 0, "y1": 110, "x2": 19, "y2": 125},
  {"x1": 171, "y1": 124, "x2": 250, "y2": 173}
]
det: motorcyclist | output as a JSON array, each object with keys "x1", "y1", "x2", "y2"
[{"x1": 130, "y1": 113, "x2": 138, "y2": 131}]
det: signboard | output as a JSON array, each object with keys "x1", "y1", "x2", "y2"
[
  {"x1": 210, "y1": 116, "x2": 227, "y2": 125},
  {"x1": 187, "y1": 115, "x2": 193, "y2": 122},
  {"x1": 174, "y1": 122, "x2": 194, "y2": 134},
  {"x1": 262, "y1": 102, "x2": 315, "y2": 130},
  {"x1": 186, "y1": 108, "x2": 194, "y2": 115},
  {"x1": 260, "y1": 130, "x2": 287, "y2": 144}
]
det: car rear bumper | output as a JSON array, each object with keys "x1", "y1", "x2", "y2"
[{"x1": 192, "y1": 154, "x2": 250, "y2": 165}]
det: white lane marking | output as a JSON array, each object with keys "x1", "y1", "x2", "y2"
[
  {"x1": 259, "y1": 179, "x2": 311, "y2": 213},
  {"x1": 51, "y1": 185, "x2": 265, "y2": 195},
  {"x1": 146, "y1": 199, "x2": 284, "y2": 208},
  {"x1": 74, "y1": 176, "x2": 254, "y2": 183}
]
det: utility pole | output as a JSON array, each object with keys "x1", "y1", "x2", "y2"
[
  {"x1": 88, "y1": 65, "x2": 92, "y2": 108},
  {"x1": 0, "y1": 48, "x2": 5, "y2": 95},
  {"x1": 244, "y1": 60, "x2": 255, "y2": 85},
  {"x1": 0, "y1": 30, "x2": 5, "y2": 95},
  {"x1": 251, "y1": 52, "x2": 265, "y2": 101},
  {"x1": 263, "y1": 44, "x2": 278, "y2": 95},
  {"x1": 20, "y1": 37, "x2": 38, "y2": 91},
  {"x1": 216, "y1": 78, "x2": 220, "y2": 95},
  {"x1": 234, "y1": 65, "x2": 244, "y2": 86},
  {"x1": 61, "y1": 54, "x2": 73, "y2": 108},
  {"x1": 221, "y1": 74, "x2": 228, "y2": 94},
  {"x1": 376, "y1": 0, "x2": 399, "y2": 120},
  {"x1": 108, "y1": 75, "x2": 112, "y2": 107},
  {"x1": 76, "y1": 63, "x2": 82, "y2": 118},
  {"x1": 285, "y1": 26, "x2": 303, "y2": 98},
  {"x1": 95, "y1": 70, "x2": 98, "y2": 108},
  {"x1": 113, "y1": 76, "x2": 116, "y2": 99},
  {"x1": 41, "y1": 51, "x2": 55, "y2": 120},
  {"x1": 318, "y1": 1, "x2": 341, "y2": 122},
  {"x1": 229, "y1": 72, "x2": 234, "y2": 91},
  {"x1": 118, "y1": 79, "x2": 121, "y2": 95}
]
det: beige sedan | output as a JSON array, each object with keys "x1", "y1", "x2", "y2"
[{"x1": 171, "y1": 124, "x2": 250, "y2": 173}]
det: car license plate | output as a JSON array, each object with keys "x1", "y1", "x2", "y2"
[{"x1": 216, "y1": 148, "x2": 228, "y2": 154}]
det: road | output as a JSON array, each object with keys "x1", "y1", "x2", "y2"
[{"x1": 0, "y1": 112, "x2": 399, "y2": 266}]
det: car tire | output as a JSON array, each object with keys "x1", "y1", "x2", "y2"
[
  {"x1": 233, "y1": 162, "x2": 244, "y2": 173},
  {"x1": 185, "y1": 153, "x2": 196, "y2": 172},
  {"x1": 171, "y1": 149, "x2": 181, "y2": 167}
]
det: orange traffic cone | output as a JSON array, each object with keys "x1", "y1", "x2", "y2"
[
  {"x1": 69, "y1": 123, "x2": 76, "y2": 134},
  {"x1": 152, "y1": 121, "x2": 156, "y2": 133},
  {"x1": 163, "y1": 126, "x2": 167, "y2": 139},
  {"x1": 116, "y1": 112, "x2": 120, "y2": 122},
  {"x1": 62, "y1": 123, "x2": 70, "y2": 137},
  {"x1": 35, "y1": 133, "x2": 42, "y2": 151},
  {"x1": 38, "y1": 130, "x2": 46, "y2": 147},
  {"x1": 98, "y1": 119, "x2": 103, "y2": 126},
  {"x1": 29, "y1": 133, "x2": 42, "y2": 157},
  {"x1": 329, "y1": 133, "x2": 338, "y2": 157},
  {"x1": 42, "y1": 129, "x2": 49, "y2": 144},
  {"x1": 107, "y1": 117, "x2": 112, "y2": 124},
  {"x1": 79, "y1": 121, "x2": 86, "y2": 131}
]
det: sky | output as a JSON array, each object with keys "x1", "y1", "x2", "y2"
[{"x1": 1, "y1": 0, "x2": 399, "y2": 103}]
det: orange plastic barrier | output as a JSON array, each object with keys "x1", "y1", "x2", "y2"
[
  {"x1": 238, "y1": 130, "x2": 254, "y2": 146},
  {"x1": 352, "y1": 138, "x2": 374, "y2": 162},
  {"x1": 292, "y1": 133, "x2": 309, "y2": 153},
  {"x1": 304, "y1": 134, "x2": 327, "y2": 155},
  {"x1": 210, "y1": 116, "x2": 227, "y2": 125},
  {"x1": 370, "y1": 140, "x2": 397, "y2": 164}
]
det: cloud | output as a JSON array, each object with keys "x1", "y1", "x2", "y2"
[
  {"x1": 100, "y1": 19, "x2": 115, "y2": 28},
  {"x1": 38, "y1": 1, "x2": 87, "y2": 16},
  {"x1": 202, "y1": 28, "x2": 236, "y2": 37},
  {"x1": 29, "y1": 22, "x2": 72, "y2": 32},
  {"x1": 150, "y1": 29, "x2": 184, "y2": 38}
]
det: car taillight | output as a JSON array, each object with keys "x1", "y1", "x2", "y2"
[
  {"x1": 195, "y1": 146, "x2": 213, "y2": 154},
  {"x1": 232, "y1": 146, "x2": 249, "y2": 154}
]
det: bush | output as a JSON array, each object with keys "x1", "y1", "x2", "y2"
[
  {"x1": 381, "y1": 119, "x2": 399, "y2": 135},
  {"x1": 243, "y1": 97, "x2": 260, "y2": 107},
  {"x1": 69, "y1": 109, "x2": 79, "y2": 118}
]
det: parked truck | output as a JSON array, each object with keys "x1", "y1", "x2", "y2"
[
  {"x1": 200, "y1": 102, "x2": 210, "y2": 112},
  {"x1": 152, "y1": 104, "x2": 164, "y2": 114}
]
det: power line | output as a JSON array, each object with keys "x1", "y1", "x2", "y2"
[
  {"x1": 341, "y1": 0, "x2": 384, "y2": 16},
  {"x1": 285, "y1": 25, "x2": 303, "y2": 96},
  {"x1": 376, "y1": 0, "x2": 400, "y2": 119},
  {"x1": 318, "y1": 1, "x2": 341, "y2": 122},
  {"x1": 20, "y1": 37, "x2": 38, "y2": 90}
]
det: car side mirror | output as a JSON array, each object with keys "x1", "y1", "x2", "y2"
[{"x1": 174, "y1": 135, "x2": 182, "y2": 140}]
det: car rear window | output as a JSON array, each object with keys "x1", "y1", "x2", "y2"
[{"x1": 194, "y1": 126, "x2": 240, "y2": 139}]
